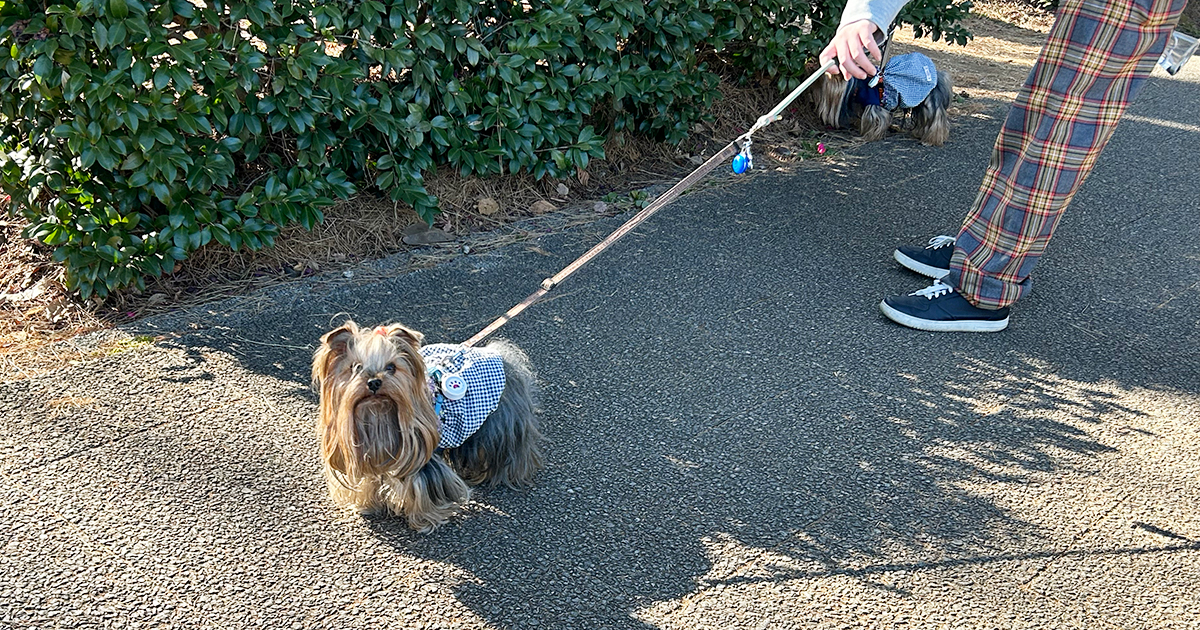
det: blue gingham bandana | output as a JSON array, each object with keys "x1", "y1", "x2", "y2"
[
  {"x1": 420, "y1": 344, "x2": 506, "y2": 449},
  {"x1": 880, "y1": 53, "x2": 938, "y2": 110}
]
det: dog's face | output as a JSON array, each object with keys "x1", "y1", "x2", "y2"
[{"x1": 312, "y1": 321, "x2": 440, "y2": 483}]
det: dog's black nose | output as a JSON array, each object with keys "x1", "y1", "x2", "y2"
[{"x1": 367, "y1": 378, "x2": 382, "y2": 392}]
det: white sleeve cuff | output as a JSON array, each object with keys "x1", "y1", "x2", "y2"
[{"x1": 838, "y1": 0, "x2": 910, "y2": 34}]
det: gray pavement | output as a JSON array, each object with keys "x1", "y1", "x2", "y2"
[{"x1": 2, "y1": 61, "x2": 1199, "y2": 630}]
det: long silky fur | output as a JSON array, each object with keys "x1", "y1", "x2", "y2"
[
  {"x1": 813, "y1": 68, "x2": 952, "y2": 146},
  {"x1": 384, "y1": 457, "x2": 470, "y2": 532},
  {"x1": 443, "y1": 338, "x2": 544, "y2": 489},
  {"x1": 313, "y1": 324, "x2": 543, "y2": 532},
  {"x1": 313, "y1": 321, "x2": 442, "y2": 519},
  {"x1": 911, "y1": 69, "x2": 953, "y2": 146},
  {"x1": 858, "y1": 105, "x2": 892, "y2": 141},
  {"x1": 813, "y1": 73, "x2": 850, "y2": 129}
]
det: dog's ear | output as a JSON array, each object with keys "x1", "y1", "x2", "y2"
[
  {"x1": 313, "y1": 323, "x2": 357, "y2": 387},
  {"x1": 383, "y1": 323, "x2": 424, "y2": 347},
  {"x1": 320, "y1": 323, "x2": 357, "y2": 356}
]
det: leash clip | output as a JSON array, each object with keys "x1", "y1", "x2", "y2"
[{"x1": 732, "y1": 137, "x2": 753, "y2": 174}]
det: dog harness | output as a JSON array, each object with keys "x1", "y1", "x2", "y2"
[
  {"x1": 851, "y1": 52, "x2": 939, "y2": 111},
  {"x1": 420, "y1": 344, "x2": 506, "y2": 449}
]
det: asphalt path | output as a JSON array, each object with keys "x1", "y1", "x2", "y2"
[{"x1": 2, "y1": 61, "x2": 1198, "y2": 629}]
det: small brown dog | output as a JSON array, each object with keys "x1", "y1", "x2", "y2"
[{"x1": 312, "y1": 321, "x2": 542, "y2": 531}]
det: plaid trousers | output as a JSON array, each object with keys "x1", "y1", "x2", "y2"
[{"x1": 948, "y1": 0, "x2": 1188, "y2": 309}]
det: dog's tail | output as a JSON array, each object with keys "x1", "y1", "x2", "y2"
[{"x1": 913, "y1": 70, "x2": 953, "y2": 146}]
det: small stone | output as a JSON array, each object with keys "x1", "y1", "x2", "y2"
[
  {"x1": 555, "y1": 183, "x2": 569, "y2": 196},
  {"x1": 402, "y1": 223, "x2": 430, "y2": 237},
  {"x1": 401, "y1": 224, "x2": 455, "y2": 245},
  {"x1": 342, "y1": 270, "x2": 354, "y2": 278},
  {"x1": 688, "y1": 155, "x2": 704, "y2": 165},
  {"x1": 147, "y1": 293, "x2": 168, "y2": 306},
  {"x1": 476, "y1": 197, "x2": 500, "y2": 215},
  {"x1": 529, "y1": 200, "x2": 556, "y2": 214},
  {"x1": 331, "y1": 253, "x2": 347, "y2": 262},
  {"x1": 462, "y1": 244, "x2": 471, "y2": 254},
  {"x1": 593, "y1": 201, "x2": 608, "y2": 213}
]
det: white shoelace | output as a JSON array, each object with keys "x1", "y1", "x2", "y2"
[
  {"x1": 910, "y1": 279, "x2": 954, "y2": 299},
  {"x1": 926, "y1": 235, "x2": 956, "y2": 249}
]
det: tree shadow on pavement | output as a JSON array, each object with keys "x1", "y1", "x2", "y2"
[
  {"x1": 351, "y1": 70, "x2": 1199, "y2": 627},
  {"x1": 356, "y1": 313, "x2": 1194, "y2": 628}
]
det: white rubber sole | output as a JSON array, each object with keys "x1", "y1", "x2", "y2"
[
  {"x1": 879, "y1": 300, "x2": 1010, "y2": 332},
  {"x1": 893, "y1": 249, "x2": 951, "y2": 279}
]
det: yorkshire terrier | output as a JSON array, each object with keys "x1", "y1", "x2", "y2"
[
  {"x1": 312, "y1": 321, "x2": 543, "y2": 532},
  {"x1": 814, "y1": 52, "x2": 953, "y2": 146}
]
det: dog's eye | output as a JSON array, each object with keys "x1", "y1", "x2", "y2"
[
  {"x1": 385, "y1": 364, "x2": 396, "y2": 373},
  {"x1": 352, "y1": 363, "x2": 363, "y2": 374}
]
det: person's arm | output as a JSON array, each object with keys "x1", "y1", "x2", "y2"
[{"x1": 820, "y1": 0, "x2": 910, "y2": 80}]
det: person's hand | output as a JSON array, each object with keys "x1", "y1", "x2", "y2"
[{"x1": 819, "y1": 20, "x2": 882, "y2": 81}]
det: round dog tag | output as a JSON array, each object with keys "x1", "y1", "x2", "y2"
[{"x1": 440, "y1": 373, "x2": 468, "y2": 400}]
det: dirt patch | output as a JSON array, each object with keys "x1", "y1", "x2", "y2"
[
  {"x1": 1, "y1": 0, "x2": 1057, "y2": 379},
  {"x1": 971, "y1": 0, "x2": 1057, "y2": 31},
  {"x1": 890, "y1": 2, "x2": 1053, "y2": 116},
  {"x1": 0, "y1": 216, "x2": 109, "y2": 374}
]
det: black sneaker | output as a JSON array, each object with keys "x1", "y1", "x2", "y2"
[
  {"x1": 894, "y1": 235, "x2": 955, "y2": 278},
  {"x1": 880, "y1": 279, "x2": 1010, "y2": 332}
]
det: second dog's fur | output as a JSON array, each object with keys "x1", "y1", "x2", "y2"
[{"x1": 814, "y1": 67, "x2": 953, "y2": 146}]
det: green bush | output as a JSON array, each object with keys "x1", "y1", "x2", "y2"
[{"x1": 0, "y1": 0, "x2": 971, "y2": 299}]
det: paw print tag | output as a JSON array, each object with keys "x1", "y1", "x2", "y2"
[{"x1": 440, "y1": 373, "x2": 468, "y2": 400}]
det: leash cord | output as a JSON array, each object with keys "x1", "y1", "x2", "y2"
[
  {"x1": 747, "y1": 58, "x2": 837, "y2": 136},
  {"x1": 461, "y1": 58, "x2": 838, "y2": 348}
]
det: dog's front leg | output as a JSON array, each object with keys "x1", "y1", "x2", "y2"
[{"x1": 383, "y1": 458, "x2": 470, "y2": 532}]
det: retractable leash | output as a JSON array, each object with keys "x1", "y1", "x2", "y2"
[{"x1": 460, "y1": 55, "x2": 843, "y2": 348}]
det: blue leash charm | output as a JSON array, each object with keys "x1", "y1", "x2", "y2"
[{"x1": 732, "y1": 137, "x2": 753, "y2": 174}]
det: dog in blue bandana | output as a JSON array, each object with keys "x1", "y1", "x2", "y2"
[
  {"x1": 313, "y1": 321, "x2": 542, "y2": 531},
  {"x1": 814, "y1": 52, "x2": 953, "y2": 146}
]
